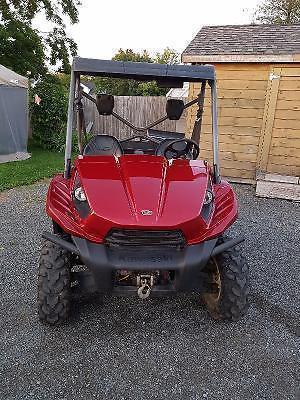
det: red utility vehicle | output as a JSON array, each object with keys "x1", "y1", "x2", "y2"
[{"x1": 39, "y1": 58, "x2": 249, "y2": 324}]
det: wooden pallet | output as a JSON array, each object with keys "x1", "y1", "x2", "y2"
[{"x1": 256, "y1": 173, "x2": 300, "y2": 201}]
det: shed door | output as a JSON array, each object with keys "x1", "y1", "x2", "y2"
[{"x1": 257, "y1": 67, "x2": 300, "y2": 177}]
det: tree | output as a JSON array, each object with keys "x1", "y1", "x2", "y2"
[
  {"x1": 94, "y1": 48, "x2": 180, "y2": 96},
  {"x1": 0, "y1": 19, "x2": 46, "y2": 78},
  {"x1": 0, "y1": 0, "x2": 80, "y2": 74},
  {"x1": 254, "y1": 0, "x2": 300, "y2": 24},
  {"x1": 112, "y1": 48, "x2": 152, "y2": 63},
  {"x1": 155, "y1": 47, "x2": 180, "y2": 65}
]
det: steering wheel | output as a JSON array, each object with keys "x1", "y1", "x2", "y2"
[{"x1": 163, "y1": 139, "x2": 199, "y2": 160}]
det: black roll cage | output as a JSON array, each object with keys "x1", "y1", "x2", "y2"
[{"x1": 65, "y1": 58, "x2": 221, "y2": 184}]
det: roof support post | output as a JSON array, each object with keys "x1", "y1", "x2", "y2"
[
  {"x1": 75, "y1": 74, "x2": 84, "y2": 155},
  {"x1": 64, "y1": 70, "x2": 76, "y2": 178},
  {"x1": 209, "y1": 80, "x2": 221, "y2": 184},
  {"x1": 191, "y1": 81, "x2": 206, "y2": 144}
]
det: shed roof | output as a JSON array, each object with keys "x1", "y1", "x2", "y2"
[
  {"x1": 0, "y1": 65, "x2": 28, "y2": 88},
  {"x1": 182, "y1": 24, "x2": 300, "y2": 63}
]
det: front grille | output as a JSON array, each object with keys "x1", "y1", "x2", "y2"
[{"x1": 105, "y1": 229, "x2": 186, "y2": 249}]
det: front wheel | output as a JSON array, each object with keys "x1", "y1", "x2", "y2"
[
  {"x1": 38, "y1": 240, "x2": 71, "y2": 324},
  {"x1": 202, "y1": 238, "x2": 249, "y2": 321}
]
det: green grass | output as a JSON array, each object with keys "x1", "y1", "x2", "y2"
[{"x1": 0, "y1": 141, "x2": 64, "y2": 191}]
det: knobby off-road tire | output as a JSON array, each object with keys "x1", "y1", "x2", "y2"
[
  {"x1": 202, "y1": 237, "x2": 249, "y2": 321},
  {"x1": 38, "y1": 240, "x2": 71, "y2": 325}
]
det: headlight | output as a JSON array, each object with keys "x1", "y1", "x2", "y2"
[
  {"x1": 203, "y1": 190, "x2": 214, "y2": 205},
  {"x1": 201, "y1": 188, "x2": 214, "y2": 221},
  {"x1": 72, "y1": 174, "x2": 91, "y2": 218},
  {"x1": 74, "y1": 186, "x2": 87, "y2": 202}
]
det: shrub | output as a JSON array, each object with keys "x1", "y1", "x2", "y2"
[{"x1": 30, "y1": 75, "x2": 69, "y2": 151}]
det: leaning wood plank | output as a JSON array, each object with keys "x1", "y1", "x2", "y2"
[{"x1": 257, "y1": 67, "x2": 282, "y2": 173}]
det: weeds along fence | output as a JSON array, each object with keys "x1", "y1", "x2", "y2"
[{"x1": 82, "y1": 96, "x2": 186, "y2": 139}]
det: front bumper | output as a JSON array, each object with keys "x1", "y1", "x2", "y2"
[
  {"x1": 71, "y1": 236, "x2": 217, "y2": 292},
  {"x1": 42, "y1": 232, "x2": 244, "y2": 293}
]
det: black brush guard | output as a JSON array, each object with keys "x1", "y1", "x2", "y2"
[{"x1": 42, "y1": 232, "x2": 244, "y2": 293}]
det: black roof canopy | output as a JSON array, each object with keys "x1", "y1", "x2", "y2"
[{"x1": 72, "y1": 57, "x2": 215, "y2": 82}]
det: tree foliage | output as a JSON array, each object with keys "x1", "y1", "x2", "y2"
[
  {"x1": 113, "y1": 48, "x2": 153, "y2": 63},
  {"x1": 254, "y1": 0, "x2": 300, "y2": 24},
  {"x1": 0, "y1": 19, "x2": 46, "y2": 78},
  {"x1": 155, "y1": 48, "x2": 180, "y2": 65},
  {"x1": 94, "y1": 48, "x2": 180, "y2": 96},
  {"x1": 30, "y1": 74, "x2": 69, "y2": 151},
  {"x1": 0, "y1": 0, "x2": 80, "y2": 76}
]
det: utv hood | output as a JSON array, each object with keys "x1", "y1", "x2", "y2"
[{"x1": 75, "y1": 155, "x2": 210, "y2": 237}]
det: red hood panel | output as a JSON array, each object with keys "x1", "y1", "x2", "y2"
[{"x1": 76, "y1": 155, "x2": 209, "y2": 230}]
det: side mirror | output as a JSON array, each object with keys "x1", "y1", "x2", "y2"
[
  {"x1": 166, "y1": 99, "x2": 185, "y2": 120},
  {"x1": 96, "y1": 94, "x2": 114, "y2": 115}
]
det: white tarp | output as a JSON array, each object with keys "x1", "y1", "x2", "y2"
[{"x1": 0, "y1": 64, "x2": 28, "y2": 88}]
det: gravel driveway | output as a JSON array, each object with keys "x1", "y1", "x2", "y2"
[{"x1": 0, "y1": 182, "x2": 299, "y2": 400}]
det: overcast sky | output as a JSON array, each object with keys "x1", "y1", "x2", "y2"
[{"x1": 65, "y1": 0, "x2": 261, "y2": 60}]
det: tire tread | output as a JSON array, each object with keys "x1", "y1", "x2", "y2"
[
  {"x1": 203, "y1": 235, "x2": 250, "y2": 321},
  {"x1": 38, "y1": 240, "x2": 71, "y2": 325}
]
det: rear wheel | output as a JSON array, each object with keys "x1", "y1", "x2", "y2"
[
  {"x1": 38, "y1": 240, "x2": 71, "y2": 325},
  {"x1": 202, "y1": 238, "x2": 249, "y2": 321}
]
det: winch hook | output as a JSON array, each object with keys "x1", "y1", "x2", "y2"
[{"x1": 137, "y1": 276, "x2": 153, "y2": 299}]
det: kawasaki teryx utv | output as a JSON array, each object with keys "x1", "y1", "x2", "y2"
[{"x1": 38, "y1": 58, "x2": 249, "y2": 324}]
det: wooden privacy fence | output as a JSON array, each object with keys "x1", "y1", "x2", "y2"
[
  {"x1": 187, "y1": 64, "x2": 300, "y2": 182},
  {"x1": 83, "y1": 96, "x2": 186, "y2": 140}
]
